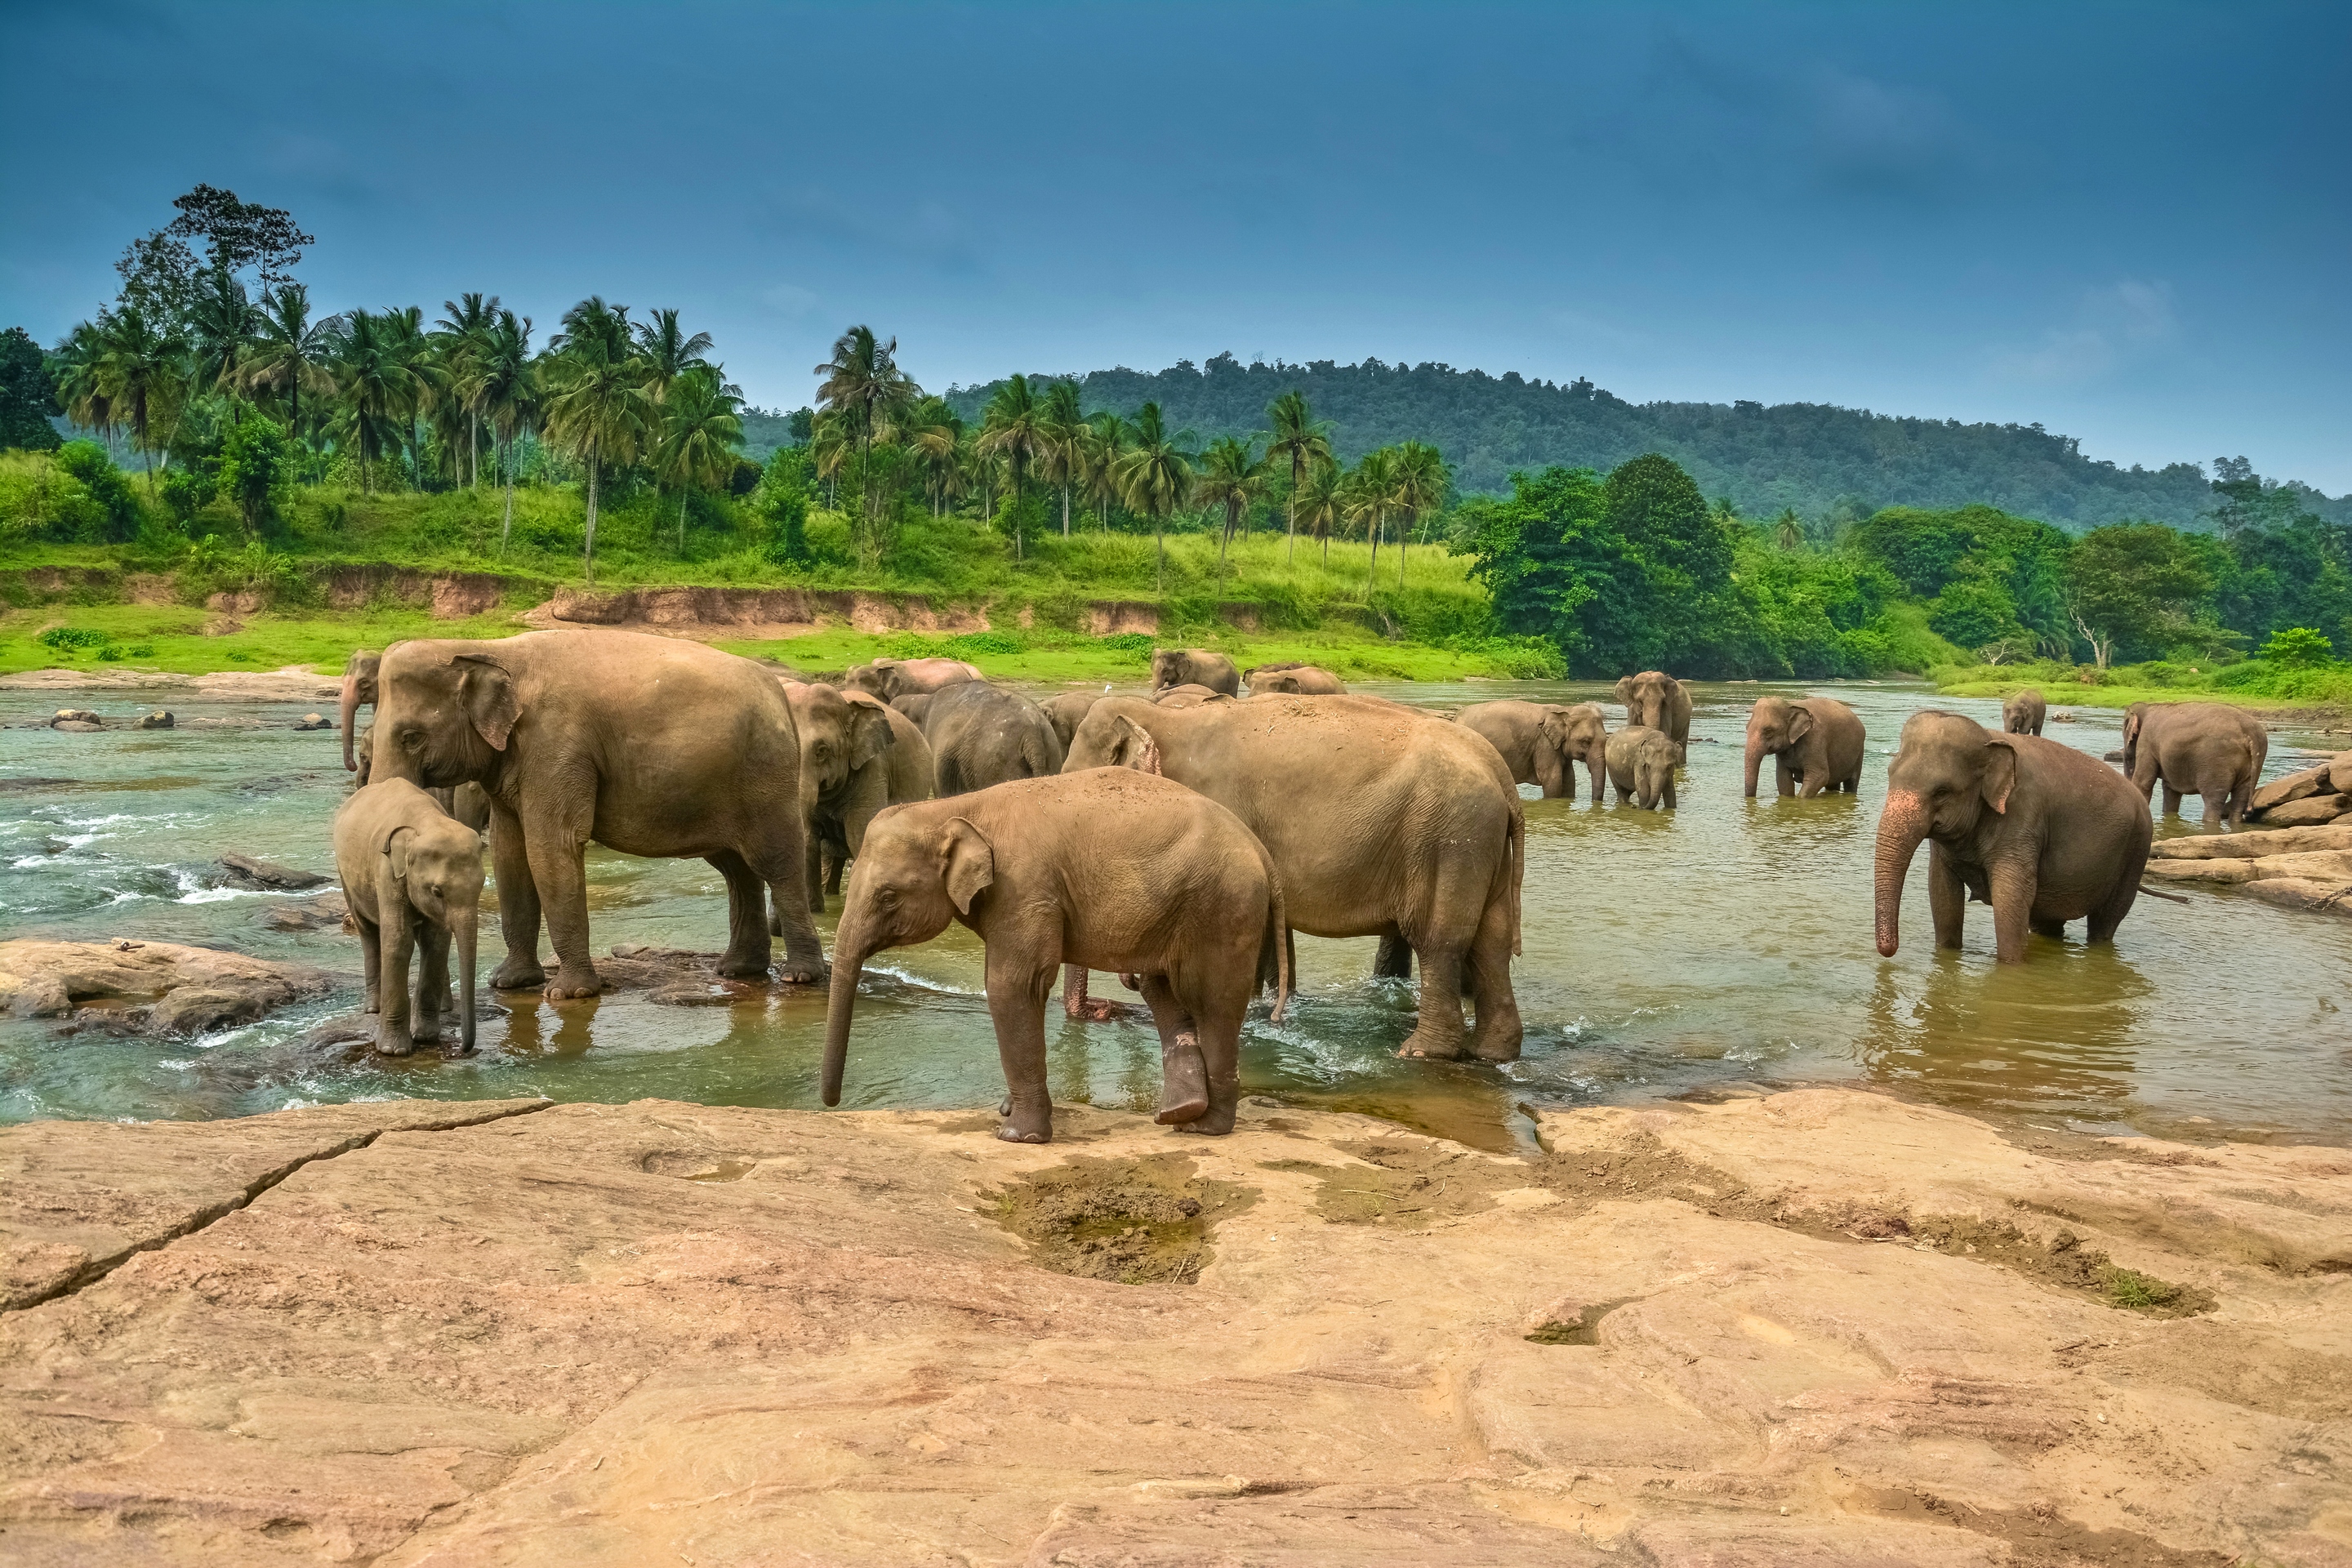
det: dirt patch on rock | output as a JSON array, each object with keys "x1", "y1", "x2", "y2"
[
  {"x1": 1860, "y1": 1486, "x2": 2237, "y2": 1566},
  {"x1": 1086, "y1": 599, "x2": 1160, "y2": 635},
  {"x1": 988, "y1": 1152, "x2": 1256, "y2": 1283},
  {"x1": 1269, "y1": 1138, "x2": 1533, "y2": 1228}
]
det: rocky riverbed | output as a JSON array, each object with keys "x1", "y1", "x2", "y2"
[{"x1": 2, "y1": 1086, "x2": 2345, "y2": 1565}]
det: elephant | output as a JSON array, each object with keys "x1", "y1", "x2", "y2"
[
  {"x1": 370, "y1": 630, "x2": 825, "y2": 998},
  {"x1": 333, "y1": 778, "x2": 485, "y2": 1056},
  {"x1": 822, "y1": 770, "x2": 1290, "y2": 1143},
  {"x1": 1155, "y1": 684, "x2": 1232, "y2": 709},
  {"x1": 907, "y1": 679, "x2": 1064, "y2": 796},
  {"x1": 1150, "y1": 648, "x2": 1241, "y2": 697},
  {"x1": 2122, "y1": 701, "x2": 2268, "y2": 830},
  {"x1": 782, "y1": 682, "x2": 934, "y2": 910},
  {"x1": 843, "y1": 657, "x2": 982, "y2": 701},
  {"x1": 1876, "y1": 709, "x2": 2152, "y2": 963},
  {"x1": 1742, "y1": 695, "x2": 1866, "y2": 798},
  {"x1": 1457, "y1": 700, "x2": 1607, "y2": 800},
  {"x1": 1065, "y1": 693, "x2": 1524, "y2": 1062},
  {"x1": 1040, "y1": 691, "x2": 1105, "y2": 752},
  {"x1": 1245, "y1": 662, "x2": 1346, "y2": 695},
  {"x1": 340, "y1": 644, "x2": 492, "y2": 831},
  {"x1": 1605, "y1": 725, "x2": 1679, "y2": 809},
  {"x1": 339, "y1": 648, "x2": 383, "y2": 775},
  {"x1": 2002, "y1": 688, "x2": 2047, "y2": 736},
  {"x1": 1615, "y1": 670, "x2": 1692, "y2": 759}
]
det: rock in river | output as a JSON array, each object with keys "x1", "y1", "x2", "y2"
[
  {"x1": 213, "y1": 853, "x2": 332, "y2": 891},
  {"x1": 0, "y1": 938, "x2": 331, "y2": 1033}
]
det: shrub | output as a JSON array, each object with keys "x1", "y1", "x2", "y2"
[
  {"x1": 53, "y1": 442, "x2": 143, "y2": 541},
  {"x1": 38, "y1": 625, "x2": 110, "y2": 651},
  {"x1": 2261, "y1": 626, "x2": 2335, "y2": 666}
]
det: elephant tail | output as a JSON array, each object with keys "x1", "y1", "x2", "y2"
[
  {"x1": 1257, "y1": 852, "x2": 1291, "y2": 1022},
  {"x1": 1492, "y1": 798, "x2": 1525, "y2": 956},
  {"x1": 2137, "y1": 883, "x2": 2191, "y2": 905}
]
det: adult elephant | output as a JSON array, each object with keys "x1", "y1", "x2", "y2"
[
  {"x1": 2003, "y1": 688, "x2": 2047, "y2": 736},
  {"x1": 370, "y1": 630, "x2": 825, "y2": 997},
  {"x1": 342, "y1": 644, "x2": 492, "y2": 831},
  {"x1": 1876, "y1": 710, "x2": 2150, "y2": 963},
  {"x1": 2122, "y1": 701, "x2": 2267, "y2": 830},
  {"x1": 1155, "y1": 684, "x2": 1231, "y2": 708},
  {"x1": 1245, "y1": 662, "x2": 1346, "y2": 695},
  {"x1": 1615, "y1": 670, "x2": 1691, "y2": 759},
  {"x1": 1457, "y1": 700, "x2": 1607, "y2": 800},
  {"x1": 1151, "y1": 648, "x2": 1241, "y2": 697},
  {"x1": 782, "y1": 681, "x2": 933, "y2": 910},
  {"x1": 1743, "y1": 695, "x2": 1866, "y2": 798},
  {"x1": 1065, "y1": 693, "x2": 1523, "y2": 1061},
  {"x1": 1040, "y1": 691, "x2": 1103, "y2": 752},
  {"x1": 913, "y1": 679, "x2": 1064, "y2": 796},
  {"x1": 843, "y1": 657, "x2": 982, "y2": 702}
]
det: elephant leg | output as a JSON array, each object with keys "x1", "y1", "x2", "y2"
[
  {"x1": 519, "y1": 809, "x2": 599, "y2": 1000},
  {"x1": 377, "y1": 911, "x2": 416, "y2": 1057},
  {"x1": 1398, "y1": 937, "x2": 1470, "y2": 1061},
  {"x1": 357, "y1": 913, "x2": 383, "y2": 1014},
  {"x1": 2029, "y1": 915, "x2": 2068, "y2": 939},
  {"x1": 413, "y1": 921, "x2": 450, "y2": 1042},
  {"x1": 1775, "y1": 755, "x2": 1797, "y2": 798},
  {"x1": 2163, "y1": 783, "x2": 2184, "y2": 818},
  {"x1": 745, "y1": 809, "x2": 826, "y2": 985},
  {"x1": 1172, "y1": 978, "x2": 1245, "y2": 1135},
  {"x1": 1988, "y1": 862, "x2": 2035, "y2": 964},
  {"x1": 1464, "y1": 891, "x2": 1523, "y2": 1062},
  {"x1": 1588, "y1": 759, "x2": 1606, "y2": 804},
  {"x1": 1662, "y1": 776, "x2": 1677, "y2": 809},
  {"x1": 1373, "y1": 928, "x2": 1414, "y2": 980},
  {"x1": 2198, "y1": 789, "x2": 2223, "y2": 831},
  {"x1": 800, "y1": 833, "x2": 825, "y2": 915},
  {"x1": 823, "y1": 844, "x2": 846, "y2": 898},
  {"x1": 485, "y1": 794, "x2": 546, "y2": 991},
  {"x1": 987, "y1": 960, "x2": 1055, "y2": 1143},
  {"x1": 1927, "y1": 844, "x2": 1967, "y2": 951},
  {"x1": 1137, "y1": 973, "x2": 1210, "y2": 1126},
  {"x1": 706, "y1": 849, "x2": 777, "y2": 980}
]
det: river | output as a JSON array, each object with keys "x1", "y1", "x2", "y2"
[{"x1": 4, "y1": 679, "x2": 2346, "y2": 1152}]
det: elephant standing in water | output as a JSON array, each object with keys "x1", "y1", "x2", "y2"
[
  {"x1": 781, "y1": 681, "x2": 933, "y2": 910},
  {"x1": 2003, "y1": 688, "x2": 2047, "y2": 736},
  {"x1": 1245, "y1": 662, "x2": 1346, "y2": 695},
  {"x1": 339, "y1": 646, "x2": 491, "y2": 831},
  {"x1": 2123, "y1": 701, "x2": 2268, "y2": 830},
  {"x1": 371, "y1": 630, "x2": 825, "y2": 997},
  {"x1": 1066, "y1": 693, "x2": 1523, "y2": 1062},
  {"x1": 1743, "y1": 695, "x2": 1866, "y2": 797},
  {"x1": 1605, "y1": 726, "x2": 1679, "y2": 810},
  {"x1": 1876, "y1": 709, "x2": 2151, "y2": 963},
  {"x1": 333, "y1": 778, "x2": 484, "y2": 1057},
  {"x1": 1615, "y1": 670, "x2": 1692, "y2": 760},
  {"x1": 1458, "y1": 700, "x2": 1607, "y2": 800},
  {"x1": 843, "y1": 657, "x2": 982, "y2": 701},
  {"x1": 908, "y1": 680, "x2": 1065, "y2": 796},
  {"x1": 1150, "y1": 648, "x2": 1241, "y2": 696},
  {"x1": 822, "y1": 771, "x2": 1289, "y2": 1143}
]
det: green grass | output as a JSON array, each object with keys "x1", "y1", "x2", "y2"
[
  {"x1": 1933, "y1": 655, "x2": 2352, "y2": 713},
  {"x1": 0, "y1": 601, "x2": 524, "y2": 676}
]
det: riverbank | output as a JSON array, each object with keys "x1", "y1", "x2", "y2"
[
  {"x1": 2, "y1": 1085, "x2": 2341, "y2": 1564},
  {"x1": 1934, "y1": 659, "x2": 2352, "y2": 723}
]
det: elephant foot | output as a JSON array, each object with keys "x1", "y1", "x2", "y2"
[
  {"x1": 489, "y1": 957, "x2": 545, "y2": 991},
  {"x1": 1468, "y1": 1032, "x2": 1523, "y2": 1063},
  {"x1": 996, "y1": 1122, "x2": 1050, "y2": 1144},
  {"x1": 773, "y1": 954, "x2": 827, "y2": 986},
  {"x1": 1174, "y1": 1106, "x2": 1236, "y2": 1136},
  {"x1": 374, "y1": 1027, "x2": 416, "y2": 1058},
  {"x1": 1396, "y1": 1025, "x2": 1468, "y2": 1062},
  {"x1": 542, "y1": 964, "x2": 604, "y2": 1001},
  {"x1": 1156, "y1": 1031, "x2": 1209, "y2": 1124},
  {"x1": 716, "y1": 951, "x2": 773, "y2": 981}
]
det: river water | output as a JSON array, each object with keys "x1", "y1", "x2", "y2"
[{"x1": 4, "y1": 679, "x2": 2347, "y2": 1151}]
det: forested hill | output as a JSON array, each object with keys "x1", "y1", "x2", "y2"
[{"x1": 944, "y1": 354, "x2": 2346, "y2": 532}]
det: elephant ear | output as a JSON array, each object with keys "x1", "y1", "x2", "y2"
[
  {"x1": 452, "y1": 654, "x2": 520, "y2": 751},
  {"x1": 842, "y1": 691, "x2": 896, "y2": 769},
  {"x1": 1111, "y1": 714, "x2": 1163, "y2": 776},
  {"x1": 1614, "y1": 675, "x2": 1635, "y2": 706},
  {"x1": 1980, "y1": 736, "x2": 2020, "y2": 815},
  {"x1": 1787, "y1": 705, "x2": 1815, "y2": 743},
  {"x1": 380, "y1": 824, "x2": 412, "y2": 880},
  {"x1": 940, "y1": 817, "x2": 995, "y2": 914}
]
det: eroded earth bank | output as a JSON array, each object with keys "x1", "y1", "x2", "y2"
[{"x1": 3, "y1": 1086, "x2": 2348, "y2": 1566}]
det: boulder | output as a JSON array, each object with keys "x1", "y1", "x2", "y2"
[
  {"x1": 2149, "y1": 822, "x2": 2352, "y2": 859},
  {"x1": 258, "y1": 890, "x2": 350, "y2": 932},
  {"x1": 0, "y1": 938, "x2": 331, "y2": 1031},
  {"x1": 136, "y1": 709, "x2": 175, "y2": 729},
  {"x1": 2241, "y1": 877, "x2": 2352, "y2": 915},
  {"x1": 50, "y1": 708, "x2": 101, "y2": 727},
  {"x1": 292, "y1": 712, "x2": 332, "y2": 731},
  {"x1": 2251, "y1": 792, "x2": 2350, "y2": 828},
  {"x1": 2247, "y1": 764, "x2": 2330, "y2": 814},
  {"x1": 2332, "y1": 751, "x2": 2352, "y2": 794},
  {"x1": 213, "y1": 853, "x2": 331, "y2": 891}
]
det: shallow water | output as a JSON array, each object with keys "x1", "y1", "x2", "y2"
[{"x1": 4, "y1": 679, "x2": 2347, "y2": 1151}]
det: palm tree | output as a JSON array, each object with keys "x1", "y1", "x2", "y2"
[
  {"x1": 1263, "y1": 390, "x2": 1334, "y2": 564},
  {"x1": 1036, "y1": 379, "x2": 1085, "y2": 537},
  {"x1": 542, "y1": 337, "x2": 651, "y2": 583},
  {"x1": 330, "y1": 308, "x2": 412, "y2": 496},
  {"x1": 1119, "y1": 401, "x2": 1194, "y2": 593},
  {"x1": 96, "y1": 306, "x2": 189, "y2": 492},
  {"x1": 186, "y1": 267, "x2": 255, "y2": 403},
  {"x1": 436, "y1": 293, "x2": 501, "y2": 486},
  {"x1": 906, "y1": 398, "x2": 966, "y2": 516},
  {"x1": 1294, "y1": 457, "x2": 1345, "y2": 567},
  {"x1": 976, "y1": 373, "x2": 1047, "y2": 555},
  {"x1": 1388, "y1": 440, "x2": 1447, "y2": 588},
  {"x1": 1081, "y1": 411, "x2": 1131, "y2": 533},
  {"x1": 1774, "y1": 508, "x2": 1804, "y2": 550},
  {"x1": 466, "y1": 310, "x2": 537, "y2": 551},
  {"x1": 51, "y1": 321, "x2": 115, "y2": 439},
  {"x1": 237, "y1": 283, "x2": 336, "y2": 460},
  {"x1": 1195, "y1": 434, "x2": 1269, "y2": 591},
  {"x1": 635, "y1": 309, "x2": 713, "y2": 408},
  {"x1": 380, "y1": 305, "x2": 438, "y2": 488},
  {"x1": 1346, "y1": 448, "x2": 1398, "y2": 596},
  {"x1": 652, "y1": 363, "x2": 744, "y2": 555},
  {"x1": 809, "y1": 409, "x2": 853, "y2": 510},
  {"x1": 812, "y1": 325, "x2": 915, "y2": 531}
]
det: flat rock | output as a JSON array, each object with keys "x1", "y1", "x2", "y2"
[
  {"x1": 48, "y1": 719, "x2": 102, "y2": 733},
  {"x1": 292, "y1": 713, "x2": 332, "y2": 731},
  {"x1": 2150, "y1": 822, "x2": 2352, "y2": 859},
  {"x1": 2249, "y1": 764, "x2": 2329, "y2": 813},
  {"x1": 215, "y1": 853, "x2": 332, "y2": 892},
  {"x1": 258, "y1": 891, "x2": 349, "y2": 931},
  {"x1": 2252, "y1": 792, "x2": 2350, "y2": 827},
  {"x1": 2241, "y1": 876, "x2": 2352, "y2": 915},
  {"x1": 0, "y1": 1088, "x2": 2341, "y2": 1565},
  {"x1": 0, "y1": 938, "x2": 332, "y2": 1033}
]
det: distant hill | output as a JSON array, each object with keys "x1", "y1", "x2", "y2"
[{"x1": 943, "y1": 354, "x2": 2347, "y2": 532}]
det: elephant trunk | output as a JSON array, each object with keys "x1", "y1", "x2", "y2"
[
  {"x1": 822, "y1": 922, "x2": 872, "y2": 1107},
  {"x1": 1875, "y1": 789, "x2": 1930, "y2": 956},
  {"x1": 454, "y1": 907, "x2": 479, "y2": 1052},
  {"x1": 339, "y1": 671, "x2": 363, "y2": 773},
  {"x1": 1743, "y1": 737, "x2": 1766, "y2": 798}
]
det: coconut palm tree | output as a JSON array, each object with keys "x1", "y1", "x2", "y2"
[
  {"x1": 1263, "y1": 390, "x2": 1333, "y2": 564},
  {"x1": 1036, "y1": 378, "x2": 1085, "y2": 537},
  {"x1": 542, "y1": 337, "x2": 651, "y2": 583},
  {"x1": 1345, "y1": 448, "x2": 1398, "y2": 596},
  {"x1": 1081, "y1": 410, "x2": 1131, "y2": 534},
  {"x1": 236, "y1": 283, "x2": 336, "y2": 460},
  {"x1": 1294, "y1": 457, "x2": 1345, "y2": 567},
  {"x1": 977, "y1": 373, "x2": 1047, "y2": 555},
  {"x1": 1195, "y1": 434, "x2": 1269, "y2": 591},
  {"x1": 812, "y1": 325, "x2": 915, "y2": 529},
  {"x1": 635, "y1": 308, "x2": 713, "y2": 408},
  {"x1": 1774, "y1": 507, "x2": 1804, "y2": 550},
  {"x1": 185, "y1": 267, "x2": 256, "y2": 402},
  {"x1": 51, "y1": 321, "x2": 115, "y2": 440},
  {"x1": 466, "y1": 310, "x2": 537, "y2": 551},
  {"x1": 906, "y1": 398, "x2": 966, "y2": 516},
  {"x1": 96, "y1": 306, "x2": 189, "y2": 492},
  {"x1": 377, "y1": 305, "x2": 439, "y2": 488},
  {"x1": 1388, "y1": 440, "x2": 1447, "y2": 588},
  {"x1": 809, "y1": 409, "x2": 853, "y2": 511},
  {"x1": 550, "y1": 295, "x2": 630, "y2": 360},
  {"x1": 329, "y1": 308, "x2": 412, "y2": 496},
  {"x1": 652, "y1": 363, "x2": 744, "y2": 555},
  {"x1": 1119, "y1": 401, "x2": 1194, "y2": 594},
  {"x1": 435, "y1": 293, "x2": 501, "y2": 486}
]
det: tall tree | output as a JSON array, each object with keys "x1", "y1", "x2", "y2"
[
  {"x1": 329, "y1": 308, "x2": 411, "y2": 495},
  {"x1": 1195, "y1": 434, "x2": 1269, "y2": 591},
  {"x1": 185, "y1": 266, "x2": 256, "y2": 403},
  {"x1": 1294, "y1": 456, "x2": 1345, "y2": 567},
  {"x1": 1347, "y1": 448, "x2": 1398, "y2": 596},
  {"x1": 96, "y1": 305, "x2": 189, "y2": 492},
  {"x1": 1037, "y1": 378, "x2": 1085, "y2": 537},
  {"x1": 543, "y1": 337, "x2": 650, "y2": 583},
  {"x1": 1081, "y1": 411, "x2": 1132, "y2": 534},
  {"x1": 466, "y1": 310, "x2": 537, "y2": 550},
  {"x1": 977, "y1": 372, "x2": 1046, "y2": 555},
  {"x1": 812, "y1": 325, "x2": 915, "y2": 533},
  {"x1": 1263, "y1": 390, "x2": 1333, "y2": 564},
  {"x1": 635, "y1": 308, "x2": 713, "y2": 408},
  {"x1": 652, "y1": 363, "x2": 745, "y2": 554},
  {"x1": 51, "y1": 321, "x2": 114, "y2": 440},
  {"x1": 906, "y1": 398, "x2": 967, "y2": 516},
  {"x1": 379, "y1": 305, "x2": 436, "y2": 488},
  {"x1": 236, "y1": 283, "x2": 336, "y2": 458},
  {"x1": 0, "y1": 326, "x2": 62, "y2": 452},
  {"x1": 1388, "y1": 440, "x2": 1447, "y2": 587},
  {"x1": 1119, "y1": 401, "x2": 1194, "y2": 593},
  {"x1": 436, "y1": 292, "x2": 501, "y2": 486}
]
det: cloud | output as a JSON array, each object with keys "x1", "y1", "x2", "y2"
[
  {"x1": 759, "y1": 187, "x2": 985, "y2": 275},
  {"x1": 1805, "y1": 66, "x2": 1958, "y2": 193},
  {"x1": 1992, "y1": 278, "x2": 2178, "y2": 384}
]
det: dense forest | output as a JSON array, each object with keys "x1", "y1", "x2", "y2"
[{"x1": 945, "y1": 355, "x2": 2348, "y2": 532}]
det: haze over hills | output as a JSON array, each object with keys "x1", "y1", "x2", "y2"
[{"x1": 920, "y1": 354, "x2": 2347, "y2": 532}]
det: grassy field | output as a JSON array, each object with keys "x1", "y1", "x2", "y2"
[{"x1": 1933, "y1": 657, "x2": 2352, "y2": 715}]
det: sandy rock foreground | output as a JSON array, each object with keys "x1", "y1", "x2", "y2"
[{"x1": 2, "y1": 1089, "x2": 2347, "y2": 1566}]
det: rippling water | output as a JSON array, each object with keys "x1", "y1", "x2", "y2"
[{"x1": 5, "y1": 679, "x2": 2347, "y2": 1150}]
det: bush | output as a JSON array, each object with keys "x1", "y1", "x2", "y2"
[
  {"x1": 2261, "y1": 626, "x2": 2335, "y2": 666},
  {"x1": 38, "y1": 625, "x2": 110, "y2": 651},
  {"x1": 53, "y1": 442, "x2": 143, "y2": 541}
]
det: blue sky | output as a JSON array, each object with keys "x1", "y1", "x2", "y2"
[{"x1": 4, "y1": 2, "x2": 2346, "y2": 490}]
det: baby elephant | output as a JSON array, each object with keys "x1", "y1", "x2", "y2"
[
  {"x1": 822, "y1": 770, "x2": 1290, "y2": 1143},
  {"x1": 334, "y1": 778, "x2": 487, "y2": 1055},
  {"x1": 2002, "y1": 687, "x2": 2047, "y2": 736},
  {"x1": 1606, "y1": 725, "x2": 1678, "y2": 809}
]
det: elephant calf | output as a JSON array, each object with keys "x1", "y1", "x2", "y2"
[
  {"x1": 822, "y1": 770, "x2": 1290, "y2": 1143},
  {"x1": 1606, "y1": 726, "x2": 1678, "y2": 809},
  {"x1": 2002, "y1": 688, "x2": 2047, "y2": 736},
  {"x1": 781, "y1": 681, "x2": 933, "y2": 911},
  {"x1": 1743, "y1": 695, "x2": 1865, "y2": 798},
  {"x1": 1615, "y1": 670, "x2": 1691, "y2": 760},
  {"x1": 1245, "y1": 662, "x2": 1345, "y2": 695},
  {"x1": 333, "y1": 778, "x2": 486, "y2": 1055},
  {"x1": 1151, "y1": 648, "x2": 1241, "y2": 697}
]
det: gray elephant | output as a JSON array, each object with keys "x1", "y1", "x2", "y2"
[
  {"x1": 1066, "y1": 693, "x2": 1523, "y2": 1062},
  {"x1": 1150, "y1": 648, "x2": 1241, "y2": 697},
  {"x1": 822, "y1": 770, "x2": 1289, "y2": 1143},
  {"x1": 333, "y1": 778, "x2": 485, "y2": 1056},
  {"x1": 340, "y1": 644, "x2": 492, "y2": 832},
  {"x1": 1458, "y1": 700, "x2": 1607, "y2": 800},
  {"x1": 1155, "y1": 684, "x2": 1232, "y2": 708},
  {"x1": 1876, "y1": 709, "x2": 2151, "y2": 962},
  {"x1": 1040, "y1": 691, "x2": 1108, "y2": 753},
  {"x1": 908, "y1": 679, "x2": 1064, "y2": 796},
  {"x1": 1615, "y1": 670, "x2": 1692, "y2": 759},
  {"x1": 2002, "y1": 688, "x2": 2047, "y2": 736},
  {"x1": 371, "y1": 630, "x2": 824, "y2": 997},
  {"x1": 782, "y1": 682, "x2": 934, "y2": 911},
  {"x1": 842, "y1": 657, "x2": 982, "y2": 701},
  {"x1": 2122, "y1": 701, "x2": 2268, "y2": 830},
  {"x1": 1605, "y1": 725, "x2": 1678, "y2": 809},
  {"x1": 1742, "y1": 695, "x2": 1865, "y2": 797},
  {"x1": 1245, "y1": 662, "x2": 1346, "y2": 695}
]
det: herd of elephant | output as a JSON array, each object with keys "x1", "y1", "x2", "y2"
[{"x1": 324, "y1": 631, "x2": 2274, "y2": 1143}]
